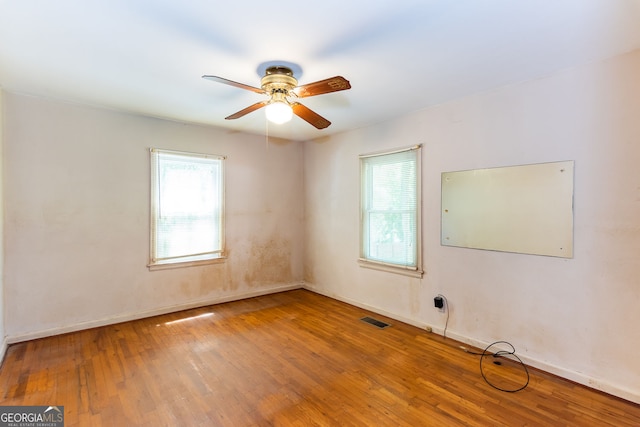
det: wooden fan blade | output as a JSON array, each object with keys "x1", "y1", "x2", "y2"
[
  {"x1": 292, "y1": 76, "x2": 351, "y2": 98},
  {"x1": 291, "y1": 103, "x2": 331, "y2": 129},
  {"x1": 202, "y1": 75, "x2": 265, "y2": 94},
  {"x1": 225, "y1": 101, "x2": 269, "y2": 120}
]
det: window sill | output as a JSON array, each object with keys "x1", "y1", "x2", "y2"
[
  {"x1": 148, "y1": 256, "x2": 227, "y2": 271},
  {"x1": 358, "y1": 259, "x2": 424, "y2": 278}
]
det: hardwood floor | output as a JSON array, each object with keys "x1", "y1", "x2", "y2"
[{"x1": 1, "y1": 289, "x2": 639, "y2": 426}]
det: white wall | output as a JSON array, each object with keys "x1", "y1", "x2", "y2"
[
  {"x1": 0, "y1": 89, "x2": 6, "y2": 360},
  {"x1": 3, "y1": 93, "x2": 304, "y2": 340},
  {"x1": 304, "y1": 49, "x2": 640, "y2": 403}
]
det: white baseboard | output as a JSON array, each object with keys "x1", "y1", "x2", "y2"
[
  {"x1": 302, "y1": 283, "x2": 431, "y2": 329},
  {"x1": 435, "y1": 329, "x2": 640, "y2": 405},
  {"x1": 303, "y1": 283, "x2": 640, "y2": 405},
  {"x1": 7, "y1": 283, "x2": 303, "y2": 345}
]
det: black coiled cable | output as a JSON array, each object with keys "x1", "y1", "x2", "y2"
[{"x1": 479, "y1": 340, "x2": 530, "y2": 393}]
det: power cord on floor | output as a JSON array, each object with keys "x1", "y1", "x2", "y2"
[
  {"x1": 462, "y1": 340, "x2": 530, "y2": 393},
  {"x1": 431, "y1": 295, "x2": 527, "y2": 392}
]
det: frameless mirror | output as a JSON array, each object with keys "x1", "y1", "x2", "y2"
[{"x1": 441, "y1": 161, "x2": 574, "y2": 258}]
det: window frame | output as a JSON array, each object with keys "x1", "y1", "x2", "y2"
[
  {"x1": 148, "y1": 148, "x2": 226, "y2": 270},
  {"x1": 359, "y1": 144, "x2": 423, "y2": 278}
]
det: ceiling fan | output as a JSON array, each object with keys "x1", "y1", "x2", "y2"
[{"x1": 202, "y1": 66, "x2": 351, "y2": 129}]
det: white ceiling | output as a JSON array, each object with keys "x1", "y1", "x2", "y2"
[{"x1": 1, "y1": 0, "x2": 639, "y2": 141}]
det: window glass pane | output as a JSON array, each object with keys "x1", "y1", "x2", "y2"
[
  {"x1": 360, "y1": 147, "x2": 420, "y2": 271},
  {"x1": 367, "y1": 212, "x2": 415, "y2": 264},
  {"x1": 150, "y1": 149, "x2": 224, "y2": 266}
]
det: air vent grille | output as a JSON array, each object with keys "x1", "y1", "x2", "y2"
[{"x1": 360, "y1": 316, "x2": 390, "y2": 329}]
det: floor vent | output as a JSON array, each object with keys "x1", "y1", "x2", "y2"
[{"x1": 360, "y1": 316, "x2": 390, "y2": 329}]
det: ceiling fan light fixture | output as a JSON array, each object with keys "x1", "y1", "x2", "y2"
[
  {"x1": 265, "y1": 101, "x2": 293, "y2": 124},
  {"x1": 203, "y1": 64, "x2": 351, "y2": 129}
]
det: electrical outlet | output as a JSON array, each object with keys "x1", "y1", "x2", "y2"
[{"x1": 434, "y1": 296, "x2": 444, "y2": 309}]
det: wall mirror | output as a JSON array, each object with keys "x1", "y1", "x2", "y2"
[{"x1": 441, "y1": 161, "x2": 574, "y2": 258}]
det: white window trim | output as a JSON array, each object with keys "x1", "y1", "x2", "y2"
[
  {"x1": 148, "y1": 256, "x2": 226, "y2": 271},
  {"x1": 359, "y1": 144, "x2": 424, "y2": 278},
  {"x1": 148, "y1": 148, "x2": 226, "y2": 270}
]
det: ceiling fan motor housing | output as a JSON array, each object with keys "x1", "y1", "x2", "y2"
[{"x1": 261, "y1": 66, "x2": 298, "y2": 100}]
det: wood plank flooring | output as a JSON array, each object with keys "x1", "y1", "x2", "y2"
[{"x1": 1, "y1": 289, "x2": 639, "y2": 426}]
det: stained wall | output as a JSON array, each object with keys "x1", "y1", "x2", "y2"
[
  {"x1": 303, "y1": 49, "x2": 640, "y2": 403},
  {"x1": 0, "y1": 89, "x2": 5, "y2": 358},
  {"x1": 3, "y1": 93, "x2": 304, "y2": 339}
]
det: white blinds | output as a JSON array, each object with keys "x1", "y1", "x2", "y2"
[
  {"x1": 150, "y1": 149, "x2": 224, "y2": 266},
  {"x1": 360, "y1": 146, "x2": 420, "y2": 269}
]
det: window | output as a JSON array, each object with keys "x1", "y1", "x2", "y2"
[
  {"x1": 149, "y1": 149, "x2": 225, "y2": 269},
  {"x1": 359, "y1": 145, "x2": 423, "y2": 277}
]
